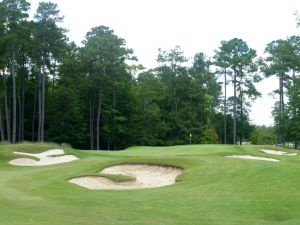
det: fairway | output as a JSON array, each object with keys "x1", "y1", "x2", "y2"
[{"x1": 1, "y1": 143, "x2": 300, "y2": 225}]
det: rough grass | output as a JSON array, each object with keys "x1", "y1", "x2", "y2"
[{"x1": 0, "y1": 143, "x2": 300, "y2": 225}]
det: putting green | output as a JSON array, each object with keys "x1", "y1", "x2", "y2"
[{"x1": 0, "y1": 143, "x2": 299, "y2": 225}]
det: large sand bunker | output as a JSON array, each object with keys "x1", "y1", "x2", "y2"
[
  {"x1": 260, "y1": 149, "x2": 297, "y2": 156},
  {"x1": 225, "y1": 155, "x2": 279, "y2": 162},
  {"x1": 69, "y1": 164, "x2": 183, "y2": 190},
  {"x1": 9, "y1": 149, "x2": 79, "y2": 166}
]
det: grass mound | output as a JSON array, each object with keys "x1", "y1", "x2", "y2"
[{"x1": 0, "y1": 143, "x2": 299, "y2": 224}]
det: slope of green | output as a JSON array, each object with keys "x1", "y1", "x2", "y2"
[{"x1": 0, "y1": 143, "x2": 299, "y2": 225}]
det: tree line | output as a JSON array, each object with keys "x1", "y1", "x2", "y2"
[{"x1": 0, "y1": 0, "x2": 299, "y2": 149}]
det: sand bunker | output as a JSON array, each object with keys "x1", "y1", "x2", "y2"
[
  {"x1": 9, "y1": 149, "x2": 79, "y2": 166},
  {"x1": 225, "y1": 155, "x2": 279, "y2": 162},
  {"x1": 260, "y1": 149, "x2": 297, "y2": 156},
  {"x1": 69, "y1": 164, "x2": 183, "y2": 190}
]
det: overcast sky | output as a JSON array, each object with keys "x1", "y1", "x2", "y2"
[{"x1": 29, "y1": 0, "x2": 300, "y2": 126}]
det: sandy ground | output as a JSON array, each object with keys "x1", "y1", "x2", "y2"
[
  {"x1": 260, "y1": 149, "x2": 297, "y2": 156},
  {"x1": 69, "y1": 164, "x2": 183, "y2": 190},
  {"x1": 9, "y1": 149, "x2": 79, "y2": 166},
  {"x1": 225, "y1": 155, "x2": 279, "y2": 162}
]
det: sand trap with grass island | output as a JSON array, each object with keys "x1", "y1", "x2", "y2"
[
  {"x1": 69, "y1": 164, "x2": 183, "y2": 190},
  {"x1": 260, "y1": 149, "x2": 297, "y2": 156},
  {"x1": 225, "y1": 155, "x2": 279, "y2": 162},
  {"x1": 9, "y1": 149, "x2": 79, "y2": 166}
]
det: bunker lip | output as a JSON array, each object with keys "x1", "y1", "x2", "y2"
[
  {"x1": 9, "y1": 149, "x2": 79, "y2": 166},
  {"x1": 68, "y1": 164, "x2": 183, "y2": 190},
  {"x1": 225, "y1": 155, "x2": 279, "y2": 162},
  {"x1": 260, "y1": 149, "x2": 297, "y2": 156}
]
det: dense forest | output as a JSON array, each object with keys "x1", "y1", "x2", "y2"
[{"x1": 0, "y1": 0, "x2": 299, "y2": 149}]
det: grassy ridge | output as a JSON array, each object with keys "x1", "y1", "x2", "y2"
[{"x1": 0, "y1": 143, "x2": 299, "y2": 225}]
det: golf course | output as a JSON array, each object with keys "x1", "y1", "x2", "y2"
[
  {"x1": 1, "y1": 0, "x2": 300, "y2": 224},
  {"x1": 1, "y1": 143, "x2": 299, "y2": 225}
]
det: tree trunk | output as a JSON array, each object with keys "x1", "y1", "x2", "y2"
[
  {"x1": 52, "y1": 75, "x2": 55, "y2": 97},
  {"x1": 20, "y1": 65, "x2": 25, "y2": 142},
  {"x1": 172, "y1": 86, "x2": 178, "y2": 113},
  {"x1": 11, "y1": 52, "x2": 17, "y2": 144},
  {"x1": 89, "y1": 100, "x2": 94, "y2": 150},
  {"x1": 18, "y1": 86, "x2": 21, "y2": 142},
  {"x1": 2, "y1": 70, "x2": 10, "y2": 142},
  {"x1": 52, "y1": 63, "x2": 56, "y2": 97},
  {"x1": 278, "y1": 74, "x2": 284, "y2": 145},
  {"x1": 233, "y1": 70, "x2": 237, "y2": 145},
  {"x1": 41, "y1": 58, "x2": 45, "y2": 143},
  {"x1": 38, "y1": 68, "x2": 42, "y2": 142},
  {"x1": 0, "y1": 105, "x2": 5, "y2": 142},
  {"x1": 96, "y1": 92, "x2": 102, "y2": 150},
  {"x1": 239, "y1": 91, "x2": 243, "y2": 145},
  {"x1": 107, "y1": 139, "x2": 110, "y2": 151},
  {"x1": 277, "y1": 75, "x2": 281, "y2": 144},
  {"x1": 142, "y1": 97, "x2": 146, "y2": 144},
  {"x1": 113, "y1": 87, "x2": 116, "y2": 150},
  {"x1": 280, "y1": 74, "x2": 285, "y2": 146},
  {"x1": 32, "y1": 81, "x2": 37, "y2": 142},
  {"x1": 224, "y1": 68, "x2": 227, "y2": 144}
]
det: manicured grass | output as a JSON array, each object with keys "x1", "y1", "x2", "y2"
[{"x1": 0, "y1": 143, "x2": 300, "y2": 225}]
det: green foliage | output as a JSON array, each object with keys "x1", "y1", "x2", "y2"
[
  {"x1": 214, "y1": 38, "x2": 260, "y2": 144},
  {"x1": 133, "y1": 47, "x2": 223, "y2": 146},
  {"x1": 263, "y1": 37, "x2": 300, "y2": 146},
  {"x1": 250, "y1": 126, "x2": 276, "y2": 145},
  {"x1": 34, "y1": 2, "x2": 64, "y2": 23},
  {"x1": 2, "y1": 1, "x2": 299, "y2": 148},
  {"x1": 199, "y1": 127, "x2": 218, "y2": 144},
  {"x1": 285, "y1": 77, "x2": 300, "y2": 147},
  {"x1": 80, "y1": 25, "x2": 136, "y2": 149}
]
